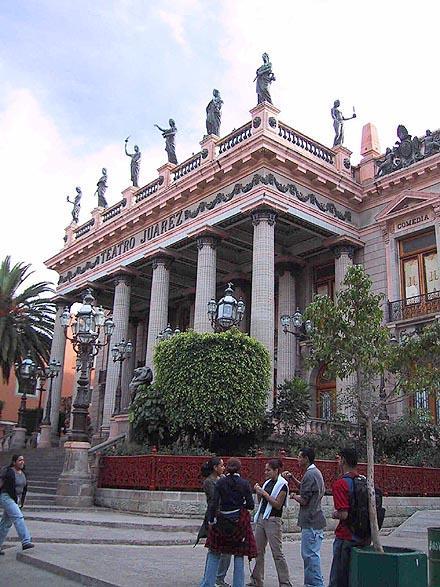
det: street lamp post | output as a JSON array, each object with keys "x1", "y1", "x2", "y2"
[
  {"x1": 17, "y1": 354, "x2": 37, "y2": 428},
  {"x1": 11, "y1": 354, "x2": 37, "y2": 449},
  {"x1": 60, "y1": 289, "x2": 114, "y2": 443},
  {"x1": 111, "y1": 339, "x2": 133, "y2": 416},
  {"x1": 207, "y1": 283, "x2": 245, "y2": 332},
  {"x1": 157, "y1": 324, "x2": 181, "y2": 341},
  {"x1": 280, "y1": 308, "x2": 313, "y2": 375}
]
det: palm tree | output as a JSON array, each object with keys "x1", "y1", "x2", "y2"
[{"x1": 0, "y1": 256, "x2": 55, "y2": 383}]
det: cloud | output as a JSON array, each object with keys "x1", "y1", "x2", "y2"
[
  {"x1": 0, "y1": 88, "x2": 195, "y2": 288},
  {"x1": 157, "y1": 9, "x2": 189, "y2": 50}
]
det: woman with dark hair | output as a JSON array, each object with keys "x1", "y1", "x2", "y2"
[
  {"x1": 0, "y1": 454, "x2": 33, "y2": 553},
  {"x1": 198, "y1": 457, "x2": 231, "y2": 587},
  {"x1": 201, "y1": 458, "x2": 257, "y2": 587},
  {"x1": 248, "y1": 458, "x2": 291, "y2": 586}
]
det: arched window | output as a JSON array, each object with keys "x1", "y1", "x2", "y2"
[{"x1": 316, "y1": 365, "x2": 336, "y2": 420}]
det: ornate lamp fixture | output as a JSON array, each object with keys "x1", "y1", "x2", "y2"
[
  {"x1": 17, "y1": 354, "x2": 37, "y2": 428},
  {"x1": 208, "y1": 283, "x2": 245, "y2": 332},
  {"x1": 41, "y1": 359, "x2": 62, "y2": 426},
  {"x1": 280, "y1": 308, "x2": 313, "y2": 337},
  {"x1": 157, "y1": 324, "x2": 181, "y2": 341},
  {"x1": 60, "y1": 289, "x2": 114, "y2": 442},
  {"x1": 111, "y1": 339, "x2": 133, "y2": 416}
]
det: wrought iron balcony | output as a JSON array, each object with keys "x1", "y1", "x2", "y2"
[{"x1": 388, "y1": 291, "x2": 440, "y2": 322}]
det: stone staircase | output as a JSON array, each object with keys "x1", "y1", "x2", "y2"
[{"x1": 0, "y1": 447, "x2": 65, "y2": 507}]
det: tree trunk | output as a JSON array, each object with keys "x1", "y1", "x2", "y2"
[{"x1": 366, "y1": 415, "x2": 383, "y2": 552}]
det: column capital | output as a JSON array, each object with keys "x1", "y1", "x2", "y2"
[
  {"x1": 113, "y1": 274, "x2": 132, "y2": 287},
  {"x1": 324, "y1": 235, "x2": 364, "y2": 259},
  {"x1": 53, "y1": 295, "x2": 73, "y2": 310},
  {"x1": 152, "y1": 255, "x2": 173, "y2": 270},
  {"x1": 251, "y1": 208, "x2": 277, "y2": 227},
  {"x1": 196, "y1": 235, "x2": 219, "y2": 250}
]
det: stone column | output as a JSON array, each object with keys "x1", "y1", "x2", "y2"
[
  {"x1": 276, "y1": 269, "x2": 297, "y2": 386},
  {"x1": 251, "y1": 209, "x2": 277, "y2": 406},
  {"x1": 135, "y1": 319, "x2": 146, "y2": 366},
  {"x1": 101, "y1": 276, "x2": 131, "y2": 434},
  {"x1": 434, "y1": 212, "x2": 440, "y2": 276},
  {"x1": 49, "y1": 303, "x2": 68, "y2": 441},
  {"x1": 193, "y1": 236, "x2": 218, "y2": 333},
  {"x1": 332, "y1": 245, "x2": 356, "y2": 418},
  {"x1": 89, "y1": 327, "x2": 106, "y2": 440},
  {"x1": 145, "y1": 257, "x2": 172, "y2": 370},
  {"x1": 121, "y1": 322, "x2": 136, "y2": 411}
]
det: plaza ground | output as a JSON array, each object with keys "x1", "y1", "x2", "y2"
[{"x1": 0, "y1": 508, "x2": 431, "y2": 586}]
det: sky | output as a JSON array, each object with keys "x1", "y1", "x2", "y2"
[{"x1": 1, "y1": 0, "x2": 439, "y2": 289}]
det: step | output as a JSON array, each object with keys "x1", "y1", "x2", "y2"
[{"x1": 29, "y1": 486, "x2": 57, "y2": 495}]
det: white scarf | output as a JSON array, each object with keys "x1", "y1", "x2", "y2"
[{"x1": 254, "y1": 475, "x2": 289, "y2": 522}]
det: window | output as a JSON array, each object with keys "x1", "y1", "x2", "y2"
[
  {"x1": 316, "y1": 365, "x2": 336, "y2": 420},
  {"x1": 415, "y1": 390, "x2": 429, "y2": 411},
  {"x1": 314, "y1": 264, "x2": 335, "y2": 300},
  {"x1": 411, "y1": 389, "x2": 440, "y2": 423},
  {"x1": 400, "y1": 230, "x2": 438, "y2": 302}
]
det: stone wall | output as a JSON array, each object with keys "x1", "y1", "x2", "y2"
[{"x1": 95, "y1": 488, "x2": 440, "y2": 533}]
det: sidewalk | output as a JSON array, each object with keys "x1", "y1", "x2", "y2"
[{"x1": 2, "y1": 508, "x2": 430, "y2": 586}]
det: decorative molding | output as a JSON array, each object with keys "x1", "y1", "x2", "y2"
[
  {"x1": 114, "y1": 274, "x2": 132, "y2": 287},
  {"x1": 201, "y1": 148, "x2": 209, "y2": 160},
  {"x1": 196, "y1": 236, "x2": 219, "y2": 250},
  {"x1": 152, "y1": 256, "x2": 173, "y2": 271},
  {"x1": 252, "y1": 116, "x2": 261, "y2": 129},
  {"x1": 332, "y1": 245, "x2": 355, "y2": 260},
  {"x1": 251, "y1": 209, "x2": 277, "y2": 227},
  {"x1": 268, "y1": 117, "x2": 277, "y2": 128},
  {"x1": 184, "y1": 173, "x2": 353, "y2": 224},
  {"x1": 343, "y1": 158, "x2": 351, "y2": 170}
]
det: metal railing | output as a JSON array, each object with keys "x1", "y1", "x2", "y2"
[
  {"x1": 388, "y1": 291, "x2": 440, "y2": 322},
  {"x1": 173, "y1": 152, "x2": 203, "y2": 181},
  {"x1": 74, "y1": 218, "x2": 95, "y2": 239},
  {"x1": 102, "y1": 198, "x2": 127, "y2": 223},
  {"x1": 135, "y1": 178, "x2": 163, "y2": 203},
  {"x1": 218, "y1": 122, "x2": 252, "y2": 154},
  {"x1": 278, "y1": 122, "x2": 335, "y2": 164}
]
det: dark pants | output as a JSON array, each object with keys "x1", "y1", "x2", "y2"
[{"x1": 328, "y1": 538, "x2": 356, "y2": 587}]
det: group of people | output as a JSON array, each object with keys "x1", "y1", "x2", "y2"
[{"x1": 198, "y1": 447, "x2": 369, "y2": 587}]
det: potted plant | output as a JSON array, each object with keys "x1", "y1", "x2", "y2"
[{"x1": 305, "y1": 265, "x2": 439, "y2": 586}]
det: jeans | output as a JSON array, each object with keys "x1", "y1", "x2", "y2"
[
  {"x1": 200, "y1": 550, "x2": 244, "y2": 587},
  {"x1": 328, "y1": 538, "x2": 355, "y2": 587},
  {"x1": 301, "y1": 528, "x2": 324, "y2": 587},
  {"x1": 200, "y1": 551, "x2": 232, "y2": 586},
  {"x1": 0, "y1": 493, "x2": 32, "y2": 547}
]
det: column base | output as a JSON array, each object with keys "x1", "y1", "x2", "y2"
[
  {"x1": 56, "y1": 441, "x2": 93, "y2": 507},
  {"x1": 10, "y1": 427, "x2": 27, "y2": 450},
  {"x1": 109, "y1": 414, "x2": 130, "y2": 439},
  {"x1": 38, "y1": 424, "x2": 52, "y2": 448}
]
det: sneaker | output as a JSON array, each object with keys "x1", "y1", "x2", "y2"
[
  {"x1": 22, "y1": 543, "x2": 35, "y2": 551},
  {"x1": 216, "y1": 583, "x2": 231, "y2": 587}
]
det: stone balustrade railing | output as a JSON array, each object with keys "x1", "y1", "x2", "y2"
[
  {"x1": 173, "y1": 151, "x2": 203, "y2": 181},
  {"x1": 278, "y1": 122, "x2": 335, "y2": 165},
  {"x1": 69, "y1": 115, "x2": 338, "y2": 243},
  {"x1": 135, "y1": 177, "x2": 163, "y2": 203},
  {"x1": 218, "y1": 122, "x2": 252, "y2": 154},
  {"x1": 102, "y1": 198, "x2": 127, "y2": 223},
  {"x1": 74, "y1": 218, "x2": 95, "y2": 239}
]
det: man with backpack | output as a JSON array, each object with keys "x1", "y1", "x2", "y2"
[{"x1": 328, "y1": 447, "x2": 384, "y2": 587}]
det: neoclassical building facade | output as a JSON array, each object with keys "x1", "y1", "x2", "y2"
[{"x1": 45, "y1": 102, "x2": 440, "y2": 440}]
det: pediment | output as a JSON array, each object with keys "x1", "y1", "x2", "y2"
[{"x1": 376, "y1": 190, "x2": 440, "y2": 222}]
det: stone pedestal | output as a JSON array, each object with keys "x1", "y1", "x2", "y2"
[
  {"x1": 10, "y1": 427, "x2": 26, "y2": 450},
  {"x1": 56, "y1": 441, "x2": 93, "y2": 507},
  {"x1": 109, "y1": 414, "x2": 130, "y2": 439},
  {"x1": 38, "y1": 424, "x2": 52, "y2": 449}
]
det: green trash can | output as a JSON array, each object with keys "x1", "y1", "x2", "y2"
[
  {"x1": 429, "y1": 527, "x2": 440, "y2": 587},
  {"x1": 350, "y1": 545, "x2": 427, "y2": 586}
]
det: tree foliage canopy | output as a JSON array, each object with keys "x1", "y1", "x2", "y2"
[
  {"x1": 153, "y1": 328, "x2": 270, "y2": 441},
  {"x1": 0, "y1": 256, "x2": 55, "y2": 382},
  {"x1": 271, "y1": 377, "x2": 311, "y2": 439}
]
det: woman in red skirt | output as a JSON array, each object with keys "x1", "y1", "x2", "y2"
[{"x1": 201, "y1": 458, "x2": 257, "y2": 587}]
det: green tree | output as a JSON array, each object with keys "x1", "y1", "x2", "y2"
[
  {"x1": 129, "y1": 383, "x2": 172, "y2": 446},
  {"x1": 0, "y1": 256, "x2": 55, "y2": 382},
  {"x1": 153, "y1": 328, "x2": 270, "y2": 448},
  {"x1": 271, "y1": 377, "x2": 311, "y2": 440},
  {"x1": 305, "y1": 265, "x2": 440, "y2": 552}
]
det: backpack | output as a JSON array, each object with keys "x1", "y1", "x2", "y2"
[{"x1": 347, "y1": 475, "x2": 386, "y2": 540}]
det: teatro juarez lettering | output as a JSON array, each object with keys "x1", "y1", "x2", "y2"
[
  {"x1": 59, "y1": 210, "x2": 185, "y2": 284},
  {"x1": 58, "y1": 173, "x2": 353, "y2": 285}
]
